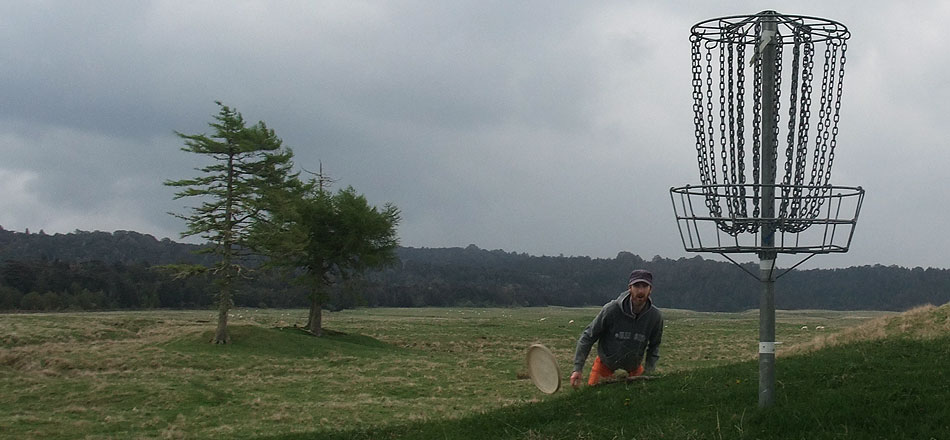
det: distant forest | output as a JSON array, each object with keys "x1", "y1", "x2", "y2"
[{"x1": 1, "y1": 227, "x2": 948, "y2": 312}]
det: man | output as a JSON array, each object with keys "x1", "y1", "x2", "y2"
[{"x1": 570, "y1": 269, "x2": 664, "y2": 387}]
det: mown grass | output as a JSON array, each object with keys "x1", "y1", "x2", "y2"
[
  {"x1": 294, "y1": 335, "x2": 950, "y2": 440},
  {"x1": 1, "y1": 305, "x2": 940, "y2": 439}
]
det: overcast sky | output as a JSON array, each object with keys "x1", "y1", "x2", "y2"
[{"x1": 1, "y1": 1, "x2": 947, "y2": 270}]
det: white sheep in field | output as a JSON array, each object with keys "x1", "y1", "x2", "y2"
[
  {"x1": 800, "y1": 325, "x2": 809, "y2": 330},
  {"x1": 816, "y1": 325, "x2": 826, "y2": 330}
]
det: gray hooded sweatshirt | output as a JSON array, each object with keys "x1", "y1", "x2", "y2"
[{"x1": 573, "y1": 291, "x2": 663, "y2": 374}]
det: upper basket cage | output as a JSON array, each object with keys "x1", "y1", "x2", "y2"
[{"x1": 670, "y1": 11, "x2": 864, "y2": 255}]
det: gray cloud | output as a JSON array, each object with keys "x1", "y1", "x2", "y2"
[{"x1": 1, "y1": 1, "x2": 948, "y2": 269}]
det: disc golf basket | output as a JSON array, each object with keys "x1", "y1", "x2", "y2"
[{"x1": 669, "y1": 11, "x2": 864, "y2": 408}]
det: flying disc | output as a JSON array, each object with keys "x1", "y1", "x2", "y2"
[{"x1": 526, "y1": 344, "x2": 561, "y2": 394}]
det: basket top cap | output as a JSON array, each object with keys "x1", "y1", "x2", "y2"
[{"x1": 691, "y1": 10, "x2": 850, "y2": 44}]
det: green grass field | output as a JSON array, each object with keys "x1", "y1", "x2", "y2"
[{"x1": 1, "y1": 305, "x2": 947, "y2": 439}]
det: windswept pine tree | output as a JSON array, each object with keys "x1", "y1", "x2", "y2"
[{"x1": 165, "y1": 102, "x2": 295, "y2": 344}]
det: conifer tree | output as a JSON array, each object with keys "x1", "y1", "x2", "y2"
[
  {"x1": 166, "y1": 102, "x2": 294, "y2": 344},
  {"x1": 254, "y1": 167, "x2": 400, "y2": 336}
]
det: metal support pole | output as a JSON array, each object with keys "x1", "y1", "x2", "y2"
[
  {"x1": 758, "y1": 15, "x2": 778, "y2": 409},
  {"x1": 758, "y1": 258, "x2": 776, "y2": 407}
]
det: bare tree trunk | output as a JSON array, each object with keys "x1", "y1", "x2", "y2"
[
  {"x1": 214, "y1": 294, "x2": 231, "y2": 344},
  {"x1": 213, "y1": 273, "x2": 233, "y2": 344},
  {"x1": 305, "y1": 296, "x2": 323, "y2": 336},
  {"x1": 214, "y1": 151, "x2": 236, "y2": 345}
]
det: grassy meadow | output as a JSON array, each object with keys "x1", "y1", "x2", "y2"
[{"x1": 1, "y1": 304, "x2": 948, "y2": 439}]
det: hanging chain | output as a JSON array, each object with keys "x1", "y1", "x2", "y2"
[
  {"x1": 794, "y1": 37, "x2": 815, "y2": 193},
  {"x1": 735, "y1": 42, "x2": 748, "y2": 186},
  {"x1": 812, "y1": 40, "x2": 833, "y2": 188},
  {"x1": 718, "y1": 42, "x2": 729, "y2": 188},
  {"x1": 716, "y1": 38, "x2": 737, "y2": 233},
  {"x1": 735, "y1": 41, "x2": 749, "y2": 226},
  {"x1": 751, "y1": 21, "x2": 762, "y2": 224},
  {"x1": 762, "y1": 36, "x2": 782, "y2": 228},
  {"x1": 826, "y1": 41, "x2": 846, "y2": 186},
  {"x1": 805, "y1": 39, "x2": 847, "y2": 220},
  {"x1": 785, "y1": 33, "x2": 815, "y2": 232},
  {"x1": 780, "y1": 32, "x2": 802, "y2": 220},
  {"x1": 769, "y1": 43, "x2": 784, "y2": 186},
  {"x1": 725, "y1": 33, "x2": 744, "y2": 223},
  {"x1": 705, "y1": 41, "x2": 725, "y2": 225},
  {"x1": 768, "y1": 40, "x2": 787, "y2": 231},
  {"x1": 692, "y1": 36, "x2": 710, "y2": 189},
  {"x1": 799, "y1": 38, "x2": 834, "y2": 224},
  {"x1": 705, "y1": 42, "x2": 718, "y2": 189}
]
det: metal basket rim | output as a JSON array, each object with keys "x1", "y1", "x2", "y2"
[
  {"x1": 690, "y1": 11, "x2": 850, "y2": 44},
  {"x1": 671, "y1": 183, "x2": 864, "y2": 193}
]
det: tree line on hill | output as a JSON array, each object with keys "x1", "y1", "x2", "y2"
[{"x1": 1, "y1": 227, "x2": 949, "y2": 312}]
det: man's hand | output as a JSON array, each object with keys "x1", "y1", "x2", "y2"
[{"x1": 570, "y1": 371, "x2": 583, "y2": 388}]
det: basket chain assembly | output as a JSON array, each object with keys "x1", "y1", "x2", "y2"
[{"x1": 688, "y1": 12, "x2": 849, "y2": 237}]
